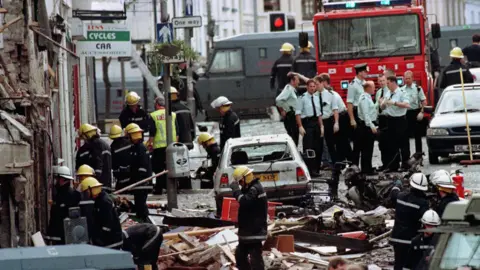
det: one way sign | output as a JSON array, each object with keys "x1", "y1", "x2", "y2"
[{"x1": 156, "y1": 23, "x2": 174, "y2": 43}]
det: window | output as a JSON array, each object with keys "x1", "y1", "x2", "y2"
[
  {"x1": 302, "y1": 0, "x2": 317, "y2": 21},
  {"x1": 230, "y1": 143, "x2": 292, "y2": 165},
  {"x1": 318, "y1": 14, "x2": 421, "y2": 61},
  {"x1": 259, "y1": 48, "x2": 267, "y2": 59},
  {"x1": 439, "y1": 233, "x2": 480, "y2": 269},
  {"x1": 223, "y1": 29, "x2": 228, "y2": 37},
  {"x1": 209, "y1": 49, "x2": 243, "y2": 73},
  {"x1": 471, "y1": 10, "x2": 475, "y2": 24},
  {"x1": 233, "y1": 29, "x2": 237, "y2": 35},
  {"x1": 450, "y1": 39, "x2": 458, "y2": 49},
  {"x1": 264, "y1": 0, "x2": 280, "y2": 12}
]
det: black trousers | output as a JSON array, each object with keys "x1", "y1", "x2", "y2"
[
  {"x1": 393, "y1": 243, "x2": 410, "y2": 270},
  {"x1": 135, "y1": 233, "x2": 163, "y2": 270},
  {"x1": 284, "y1": 112, "x2": 299, "y2": 146},
  {"x1": 302, "y1": 118, "x2": 323, "y2": 174},
  {"x1": 133, "y1": 190, "x2": 149, "y2": 221},
  {"x1": 386, "y1": 116, "x2": 409, "y2": 170},
  {"x1": 378, "y1": 115, "x2": 389, "y2": 168},
  {"x1": 351, "y1": 107, "x2": 361, "y2": 166},
  {"x1": 323, "y1": 117, "x2": 336, "y2": 165},
  {"x1": 114, "y1": 172, "x2": 130, "y2": 192},
  {"x1": 359, "y1": 121, "x2": 375, "y2": 173},
  {"x1": 336, "y1": 112, "x2": 352, "y2": 162},
  {"x1": 152, "y1": 147, "x2": 167, "y2": 193},
  {"x1": 406, "y1": 109, "x2": 423, "y2": 154},
  {"x1": 235, "y1": 241, "x2": 265, "y2": 270}
]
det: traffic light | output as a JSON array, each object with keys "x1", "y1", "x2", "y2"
[{"x1": 269, "y1": 13, "x2": 295, "y2": 32}]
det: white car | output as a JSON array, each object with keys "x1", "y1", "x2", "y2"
[
  {"x1": 213, "y1": 134, "x2": 311, "y2": 210},
  {"x1": 470, "y1": 67, "x2": 480, "y2": 82}
]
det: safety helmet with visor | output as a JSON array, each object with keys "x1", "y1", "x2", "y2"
[
  {"x1": 409, "y1": 173, "x2": 428, "y2": 191},
  {"x1": 421, "y1": 209, "x2": 441, "y2": 226}
]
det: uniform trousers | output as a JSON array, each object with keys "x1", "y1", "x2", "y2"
[
  {"x1": 358, "y1": 121, "x2": 376, "y2": 173},
  {"x1": 406, "y1": 108, "x2": 423, "y2": 154},
  {"x1": 393, "y1": 243, "x2": 410, "y2": 270},
  {"x1": 152, "y1": 147, "x2": 167, "y2": 193},
  {"x1": 323, "y1": 117, "x2": 336, "y2": 165},
  {"x1": 235, "y1": 241, "x2": 265, "y2": 270},
  {"x1": 351, "y1": 107, "x2": 361, "y2": 166},
  {"x1": 133, "y1": 190, "x2": 149, "y2": 221},
  {"x1": 284, "y1": 111, "x2": 299, "y2": 146},
  {"x1": 377, "y1": 114, "x2": 389, "y2": 168},
  {"x1": 386, "y1": 116, "x2": 409, "y2": 170},
  {"x1": 135, "y1": 233, "x2": 163, "y2": 270},
  {"x1": 302, "y1": 117, "x2": 323, "y2": 174},
  {"x1": 335, "y1": 111, "x2": 352, "y2": 162}
]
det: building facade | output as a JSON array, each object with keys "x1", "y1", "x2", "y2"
[
  {"x1": 427, "y1": 0, "x2": 466, "y2": 26},
  {"x1": 465, "y1": 0, "x2": 480, "y2": 24}
]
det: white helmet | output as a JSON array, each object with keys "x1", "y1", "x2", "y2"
[
  {"x1": 421, "y1": 209, "x2": 441, "y2": 226},
  {"x1": 210, "y1": 96, "x2": 232, "y2": 109},
  {"x1": 431, "y1": 170, "x2": 456, "y2": 189},
  {"x1": 409, "y1": 173, "x2": 428, "y2": 191},
  {"x1": 53, "y1": 166, "x2": 74, "y2": 180}
]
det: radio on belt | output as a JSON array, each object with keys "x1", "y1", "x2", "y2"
[{"x1": 166, "y1": 143, "x2": 190, "y2": 177}]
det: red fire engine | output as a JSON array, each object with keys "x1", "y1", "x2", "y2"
[{"x1": 313, "y1": 0, "x2": 438, "y2": 113}]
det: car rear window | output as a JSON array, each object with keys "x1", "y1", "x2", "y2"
[{"x1": 229, "y1": 143, "x2": 293, "y2": 165}]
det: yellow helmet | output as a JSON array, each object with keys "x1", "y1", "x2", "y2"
[
  {"x1": 280, "y1": 42, "x2": 295, "y2": 52},
  {"x1": 80, "y1": 123, "x2": 98, "y2": 139},
  {"x1": 197, "y1": 132, "x2": 214, "y2": 145},
  {"x1": 126, "y1": 91, "x2": 141, "y2": 106},
  {"x1": 80, "y1": 176, "x2": 103, "y2": 192},
  {"x1": 450, "y1": 47, "x2": 464, "y2": 59},
  {"x1": 125, "y1": 123, "x2": 143, "y2": 134},
  {"x1": 232, "y1": 166, "x2": 254, "y2": 182},
  {"x1": 76, "y1": 164, "x2": 95, "y2": 177},
  {"x1": 109, "y1": 125, "x2": 123, "y2": 139}
]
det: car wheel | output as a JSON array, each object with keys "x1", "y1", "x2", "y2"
[{"x1": 429, "y1": 152, "x2": 440, "y2": 164}]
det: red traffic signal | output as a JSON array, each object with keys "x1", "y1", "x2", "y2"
[
  {"x1": 274, "y1": 17, "x2": 284, "y2": 28},
  {"x1": 269, "y1": 13, "x2": 295, "y2": 32}
]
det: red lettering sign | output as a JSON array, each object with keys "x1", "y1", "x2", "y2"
[{"x1": 88, "y1": 25, "x2": 104, "y2": 30}]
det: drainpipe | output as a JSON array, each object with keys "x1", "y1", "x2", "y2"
[{"x1": 58, "y1": 34, "x2": 71, "y2": 169}]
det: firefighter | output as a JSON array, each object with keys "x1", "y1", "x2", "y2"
[
  {"x1": 292, "y1": 41, "x2": 316, "y2": 95},
  {"x1": 230, "y1": 166, "x2": 267, "y2": 270},
  {"x1": 380, "y1": 76, "x2": 411, "y2": 171},
  {"x1": 296, "y1": 79, "x2": 324, "y2": 177},
  {"x1": 437, "y1": 47, "x2": 474, "y2": 91},
  {"x1": 126, "y1": 123, "x2": 153, "y2": 221},
  {"x1": 402, "y1": 71, "x2": 427, "y2": 155},
  {"x1": 197, "y1": 132, "x2": 221, "y2": 189},
  {"x1": 75, "y1": 164, "x2": 95, "y2": 191},
  {"x1": 75, "y1": 124, "x2": 93, "y2": 170},
  {"x1": 172, "y1": 62, "x2": 204, "y2": 115},
  {"x1": 431, "y1": 171, "x2": 459, "y2": 217},
  {"x1": 347, "y1": 63, "x2": 368, "y2": 166},
  {"x1": 390, "y1": 173, "x2": 429, "y2": 270},
  {"x1": 462, "y1": 34, "x2": 480, "y2": 66},
  {"x1": 170, "y1": 86, "x2": 195, "y2": 150},
  {"x1": 45, "y1": 166, "x2": 79, "y2": 244},
  {"x1": 271, "y1": 43, "x2": 295, "y2": 97},
  {"x1": 75, "y1": 164, "x2": 96, "y2": 242},
  {"x1": 122, "y1": 224, "x2": 165, "y2": 270},
  {"x1": 119, "y1": 91, "x2": 151, "y2": 132},
  {"x1": 375, "y1": 74, "x2": 389, "y2": 169},
  {"x1": 211, "y1": 96, "x2": 241, "y2": 150},
  {"x1": 276, "y1": 73, "x2": 300, "y2": 145},
  {"x1": 109, "y1": 125, "x2": 132, "y2": 192},
  {"x1": 80, "y1": 177, "x2": 123, "y2": 249},
  {"x1": 407, "y1": 209, "x2": 441, "y2": 270},
  {"x1": 357, "y1": 81, "x2": 378, "y2": 174},
  {"x1": 82, "y1": 124, "x2": 113, "y2": 192},
  {"x1": 147, "y1": 97, "x2": 179, "y2": 195}
]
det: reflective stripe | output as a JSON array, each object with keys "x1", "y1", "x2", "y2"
[
  {"x1": 258, "y1": 192, "x2": 267, "y2": 198},
  {"x1": 131, "y1": 117, "x2": 144, "y2": 121},
  {"x1": 60, "y1": 203, "x2": 65, "y2": 207},
  {"x1": 234, "y1": 119, "x2": 240, "y2": 125},
  {"x1": 445, "y1": 69, "x2": 463, "y2": 74},
  {"x1": 79, "y1": 151, "x2": 89, "y2": 157},
  {"x1": 118, "y1": 178, "x2": 130, "y2": 183},
  {"x1": 237, "y1": 194, "x2": 244, "y2": 201},
  {"x1": 79, "y1": 200, "x2": 94, "y2": 205},
  {"x1": 95, "y1": 169, "x2": 102, "y2": 174},
  {"x1": 114, "y1": 145, "x2": 131, "y2": 153},
  {"x1": 138, "y1": 168, "x2": 147, "y2": 172},
  {"x1": 239, "y1": 235, "x2": 267, "y2": 241},
  {"x1": 119, "y1": 165, "x2": 130, "y2": 169},
  {"x1": 277, "y1": 64, "x2": 292, "y2": 68},
  {"x1": 391, "y1": 187, "x2": 400, "y2": 192},
  {"x1": 102, "y1": 227, "x2": 111, "y2": 232},
  {"x1": 390, "y1": 238, "x2": 412, "y2": 244},
  {"x1": 142, "y1": 226, "x2": 161, "y2": 250},
  {"x1": 175, "y1": 109, "x2": 190, "y2": 114},
  {"x1": 178, "y1": 75, "x2": 187, "y2": 79},
  {"x1": 44, "y1": 236, "x2": 62, "y2": 241},
  {"x1": 295, "y1": 59, "x2": 316, "y2": 63},
  {"x1": 102, "y1": 150, "x2": 111, "y2": 155},
  {"x1": 415, "y1": 245, "x2": 434, "y2": 250},
  {"x1": 122, "y1": 230, "x2": 129, "y2": 239},
  {"x1": 397, "y1": 199, "x2": 420, "y2": 209},
  {"x1": 105, "y1": 240, "x2": 123, "y2": 249}
]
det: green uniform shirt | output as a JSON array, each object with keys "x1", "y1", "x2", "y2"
[
  {"x1": 383, "y1": 87, "x2": 410, "y2": 117},
  {"x1": 358, "y1": 92, "x2": 378, "y2": 128},
  {"x1": 346, "y1": 77, "x2": 365, "y2": 106},
  {"x1": 275, "y1": 84, "x2": 298, "y2": 112},
  {"x1": 317, "y1": 90, "x2": 338, "y2": 119},
  {"x1": 401, "y1": 83, "x2": 426, "y2": 110}
]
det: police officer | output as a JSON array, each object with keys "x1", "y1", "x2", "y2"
[
  {"x1": 147, "y1": 97, "x2": 179, "y2": 195},
  {"x1": 230, "y1": 166, "x2": 267, "y2": 270},
  {"x1": 437, "y1": 47, "x2": 474, "y2": 91},
  {"x1": 119, "y1": 91, "x2": 151, "y2": 133},
  {"x1": 109, "y1": 125, "x2": 132, "y2": 192},
  {"x1": 75, "y1": 124, "x2": 93, "y2": 170},
  {"x1": 375, "y1": 74, "x2": 389, "y2": 169},
  {"x1": 430, "y1": 171, "x2": 459, "y2": 217},
  {"x1": 406, "y1": 209, "x2": 441, "y2": 270},
  {"x1": 347, "y1": 63, "x2": 368, "y2": 166},
  {"x1": 122, "y1": 224, "x2": 165, "y2": 270},
  {"x1": 276, "y1": 73, "x2": 300, "y2": 145},
  {"x1": 402, "y1": 70, "x2": 427, "y2": 155},
  {"x1": 390, "y1": 173, "x2": 429, "y2": 270},
  {"x1": 380, "y1": 76, "x2": 411, "y2": 171},
  {"x1": 170, "y1": 87, "x2": 195, "y2": 150},
  {"x1": 211, "y1": 96, "x2": 241, "y2": 150},
  {"x1": 271, "y1": 43, "x2": 295, "y2": 97},
  {"x1": 82, "y1": 124, "x2": 113, "y2": 192},
  {"x1": 357, "y1": 81, "x2": 378, "y2": 174},
  {"x1": 462, "y1": 34, "x2": 480, "y2": 66},
  {"x1": 197, "y1": 132, "x2": 221, "y2": 189},
  {"x1": 45, "y1": 166, "x2": 80, "y2": 244},
  {"x1": 292, "y1": 41, "x2": 316, "y2": 95},
  {"x1": 80, "y1": 177, "x2": 123, "y2": 249},
  {"x1": 296, "y1": 79, "x2": 324, "y2": 177}
]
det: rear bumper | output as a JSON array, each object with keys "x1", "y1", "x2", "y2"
[
  {"x1": 427, "y1": 135, "x2": 480, "y2": 154},
  {"x1": 215, "y1": 183, "x2": 309, "y2": 203}
]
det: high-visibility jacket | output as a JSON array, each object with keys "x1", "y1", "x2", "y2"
[{"x1": 150, "y1": 109, "x2": 177, "y2": 149}]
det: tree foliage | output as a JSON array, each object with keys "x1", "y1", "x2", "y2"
[{"x1": 147, "y1": 39, "x2": 199, "y2": 77}]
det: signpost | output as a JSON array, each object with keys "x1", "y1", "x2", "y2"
[
  {"x1": 172, "y1": 16, "x2": 202, "y2": 29},
  {"x1": 77, "y1": 24, "x2": 131, "y2": 57},
  {"x1": 156, "y1": 23, "x2": 174, "y2": 44}
]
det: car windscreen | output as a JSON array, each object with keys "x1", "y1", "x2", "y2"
[
  {"x1": 229, "y1": 143, "x2": 292, "y2": 165},
  {"x1": 317, "y1": 14, "x2": 421, "y2": 61},
  {"x1": 439, "y1": 233, "x2": 480, "y2": 269},
  {"x1": 436, "y1": 90, "x2": 480, "y2": 114}
]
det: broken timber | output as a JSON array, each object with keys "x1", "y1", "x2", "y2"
[
  {"x1": 163, "y1": 215, "x2": 237, "y2": 228},
  {"x1": 291, "y1": 230, "x2": 373, "y2": 252}
]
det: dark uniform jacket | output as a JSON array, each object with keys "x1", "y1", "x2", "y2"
[
  {"x1": 129, "y1": 142, "x2": 153, "y2": 191},
  {"x1": 435, "y1": 192, "x2": 459, "y2": 217},
  {"x1": 171, "y1": 100, "x2": 195, "y2": 150},
  {"x1": 220, "y1": 109, "x2": 241, "y2": 149},
  {"x1": 89, "y1": 136, "x2": 113, "y2": 190},
  {"x1": 78, "y1": 196, "x2": 95, "y2": 244},
  {"x1": 173, "y1": 69, "x2": 204, "y2": 114},
  {"x1": 390, "y1": 189, "x2": 429, "y2": 246},
  {"x1": 110, "y1": 137, "x2": 132, "y2": 191},
  {"x1": 92, "y1": 191, "x2": 123, "y2": 249},
  {"x1": 75, "y1": 142, "x2": 92, "y2": 170},
  {"x1": 292, "y1": 52, "x2": 317, "y2": 94},
  {"x1": 437, "y1": 60, "x2": 474, "y2": 90},
  {"x1": 122, "y1": 224, "x2": 163, "y2": 258},
  {"x1": 207, "y1": 142, "x2": 221, "y2": 170},
  {"x1": 233, "y1": 179, "x2": 268, "y2": 243},
  {"x1": 407, "y1": 233, "x2": 437, "y2": 270},
  {"x1": 270, "y1": 54, "x2": 294, "y2": 94},
  {"x1": 46, "y1": 184, "x2": 81, "y2": 244},
  {"x1": 119, "y1": 105, "x2": 151, "y2": 131}
]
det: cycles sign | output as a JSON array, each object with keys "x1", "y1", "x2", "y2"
[{"x1": 77, "y1": 24, "x2": 131, "y2": 57}]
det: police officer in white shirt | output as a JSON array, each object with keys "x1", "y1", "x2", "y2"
[
  {"x1": 375, "y1": 74, "x2": 389, "y2": 169},
  {"x1": 380, "y1": 76, "x2": 411, "y2": 171},
  {"x1": 358, "y1": 81, "x2": 378, "y2": 174},
  {"x1": 296, "y1": 79, "x2": 324, "y2": 177},
  {"x1": 276, "y1": 74, "x2": 300, "y2": 145}
]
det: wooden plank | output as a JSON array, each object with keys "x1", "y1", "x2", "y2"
[
  {"x1": 164, "y1": 226, "x2": 235, "y2": 240},
  {"x1": 0, "y1": 16, "x2": 22, "y2": 33},
  {"x1": 179, "y1": 232, "x2": 199, "y2": 248},
  {"x1": 291, "y1": 230, "x2": 373, "y2": 252},
  {"x1": 219, "y1": 244, "x2": 236, "y2": 264}
]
